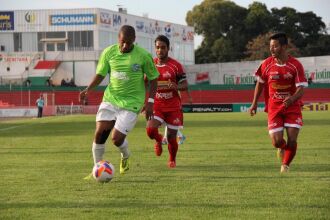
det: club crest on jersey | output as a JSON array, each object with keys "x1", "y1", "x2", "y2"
[
  {"x1": 163, "y1": 71, "x2": 171, "y2": 79},
  {"x1": 131, "y1": 64, "x2": 141, "y2": 72},
  {"x1": 283, "y1": 73, "x2": 293, "y2": 79},
  {"x1": 270, "y1": 72, "x2": 280, "y2": 80}
]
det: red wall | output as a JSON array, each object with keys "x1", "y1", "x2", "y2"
[{"x1": 0, "y1": 88, "x2": 329, "y2": 106}]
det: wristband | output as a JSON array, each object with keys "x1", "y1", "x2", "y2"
[{"x1": 148, "y1": 98, "x2": 154, "y2": 103}]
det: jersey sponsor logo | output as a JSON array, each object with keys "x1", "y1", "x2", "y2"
[
  {"x1": 272, "y1": 92, "x2": 290, "y2": 100},
  {"x1": 131, "y1": 64, "x2": 141, "y2": 72},
  {"x1": 112, "y1": 71, "x2": 129, "y2": 80},
  {"x1": 271, "y1": 83, "x2": 291, "y2": 90},
  {"x1": 156, "y1": 92, "x2": 173, "y2": 99}
]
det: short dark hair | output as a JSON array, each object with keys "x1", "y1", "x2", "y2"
[
  {"x1": 270, "y1": 32, "x2": 288, "y2": 45},
  {"x1": 155, "y1": 35, "x2": 170, "y2": 48},
  {"x1": 119, "y1": 25, "x2": 136, "y2": 38}
]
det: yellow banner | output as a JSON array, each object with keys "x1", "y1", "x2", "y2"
[{"x1": 303, "y1": 103, "x2": 329, "y2": 111}]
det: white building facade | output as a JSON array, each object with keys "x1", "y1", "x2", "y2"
[{"x1": 0, "y1": 8, "x2": 194, "y2": 86}]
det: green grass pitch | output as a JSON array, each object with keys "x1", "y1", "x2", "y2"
[{"x1": 0, "y1": 112, "x2": 329, "y2": 219}]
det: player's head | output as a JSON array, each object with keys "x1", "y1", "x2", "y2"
[
  {"x1": 155, "y1": 35, "x2": 170, "y2": 60},
  {"x1": 118, "y1": 25, "x2": 136, "y2": 53},
  {"x1": 269, "y1": 32, "x2": 288, "y2": 58}
]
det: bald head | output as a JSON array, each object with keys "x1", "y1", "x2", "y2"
[{"x1": 118, "y1": 25, "x2": 136, "y2": 53}]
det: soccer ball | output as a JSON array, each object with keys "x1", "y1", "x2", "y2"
[{"x1": 92, "y1": 160, "x2": 115, "y2": 183}]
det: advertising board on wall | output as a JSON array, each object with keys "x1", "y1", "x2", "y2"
[
  {"x1": 0, "y1": 11, "x2": 14, "y2": 31},
  {"x1": 49, "y1": 14, "x2": 97, "y2": 26}
]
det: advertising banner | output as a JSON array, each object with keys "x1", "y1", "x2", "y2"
[
  {"x1": 182, "y1": 104, "x2": 233, "y2": 113},
  {"x1": 0, "y1": 11, "x2": 14, "y2": 31},
  {"x1": 302, "y1": 103, "x2": 329, "y2": 111},
  {"x1": 186, "y1": 56, "x2": 330, "y2": 85},
  {"x1": 0, "y1": 108, "x2": 37, "y2": 117},
  {"x1": 49, "y1": 14, "x2": 96, "y2": 26},
  {"x1": 232, "y1": 103, "x2": 265, "y2": 112}
]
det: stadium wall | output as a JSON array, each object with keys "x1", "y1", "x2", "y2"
[{"x1": 0, "y1": 84, "x2": 329, "y2": 116}]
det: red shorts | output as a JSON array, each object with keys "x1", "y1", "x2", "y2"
[
  {"x1": 267, "y1": 104, "x2": 303, "y2": 134},
  {"x1": 153, "y1": 108, "x2": 183, "y2": 129}
]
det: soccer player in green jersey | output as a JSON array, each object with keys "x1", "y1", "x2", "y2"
[{"x1": 80, "y1": 25, "x2": 159, "y2": 175}]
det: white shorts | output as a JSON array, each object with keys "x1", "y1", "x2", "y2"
[{"x1": 96, "y1": 102, "x2": 138, "y2": 135}]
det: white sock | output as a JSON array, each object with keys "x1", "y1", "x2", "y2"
[
  {"x1": 118, "y1": 139, "x2": 130, "y2": 159},
  {"x1": 177, "y1": 129, "x2": 183, "y2": 138},
  {"x1": 164, "y1": 126, "x2": 168, "y2": 138},
  {"x1": 92, "y1": 143, "x2": 105, "y2": 164}
]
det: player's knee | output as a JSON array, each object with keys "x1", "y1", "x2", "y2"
[
  {"x1": 111, "y1": 136, "x2": 123, "y2": 147},
  {"x1": 95, "y1": 129, "x2": 111, "y2": 144},
  {"x1": 146, "y1": 127, "x2": 157, "y2": 139},
  {"x1": 272, "y1": 138, "x2": 284, "y2": 148},
  {"x1": 287, "y1": 140, "x2": 297, "y2": 149},
  {"x1": 167, "y1": 133, "x2": 176, "y2": 140}
]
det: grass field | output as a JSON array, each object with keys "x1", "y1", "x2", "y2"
[{"x1": 0, "y1": 112, "x2": 329, "y2": 219}]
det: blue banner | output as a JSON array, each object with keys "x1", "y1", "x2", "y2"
[
  {"x1": 0, "y1": 11, "x2": 14, "y2": 30},
  {"x1": 50, "y1": 14, "x2": 96, "y2": 26}
]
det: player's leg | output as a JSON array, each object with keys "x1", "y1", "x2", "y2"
[
  {"x1": 177, "y1": 127, "x2": 186, "y2": 145},
  {"x1": 93, "y1": 120, "x2": 115, "y2": 164},
  {"x1": 162, "y1": 125, "x2": 168, "y2": 144},
  {"x1": 268, "y1": 108, "x2": 286, "y2": 161},
  {"x1": 92, "y1": 102, "x2": 117, "y2": 165},
  {"x1": 166, "y1": 126, "x2": 178, "y2": 168},
  {"x1": 113, "y1": 108, "x2": 139, "y2": 174},
  {"x1": 165, "y1": 110, "x2": 183, "y2": 168},
  {"x1": 281, "y1": 108, "x2": 303, "y2": 172},
  {"x1": 146, "y1": 111, "x2": 164, "y2": 156},
  {"x1": 281, "y1": 127, "x2": 299, "y2": 172}
]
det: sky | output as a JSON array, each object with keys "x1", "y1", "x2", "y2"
[{"x1": 1, "y1": 0, "x2": 330, "y2": 48}]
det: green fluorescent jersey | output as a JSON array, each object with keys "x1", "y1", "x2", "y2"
[{"x1": 96, "y1": 44, "x2": 159, "y2": 113}]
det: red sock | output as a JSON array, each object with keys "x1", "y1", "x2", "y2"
[
  {"x1": 167, "y1": 137, "x2": 178, "y2": 162},
  {"x1": 282, "y1": 142, "x2": 297, "y2": 166},
  {"x1": 146, "y1": 127, "x2": 163, "y2": 143}
]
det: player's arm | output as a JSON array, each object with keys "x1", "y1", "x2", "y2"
[
  {"x1": 80, "y1": 48, "x2": 109, "y2": 103},
  {"x1": 283, "y1": 86, "x2": 304, "y2": 108},
  {"x1": 144, "y1": 53, "x2": 159, "y2": 120},
  {"x1": 168, "y1": 71, "x2": 188, "y2": 91},
  {"x1": 79, "y1": 75, "x2": 104, "y2": 103},
  {"x1": 145, "y1": 78, "x2": 158, "y2": 120},
  {"x1": 249, "y1": 80, "x2": 264, "y2": 116},
  {"x1": 284, "y1": 61, "x2": 307, "y2": 108}
]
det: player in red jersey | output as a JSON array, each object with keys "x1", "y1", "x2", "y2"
[
  {"x1": 146, "y1": 35, "x2": 188, "y2": 168},
  {"x1": 249, "y1": 33, "x2": 308, "y2": 173}
]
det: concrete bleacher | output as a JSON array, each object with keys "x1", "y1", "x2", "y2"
[{"x1": 0, "y1": 52, "x2": 60, "y2": 86}]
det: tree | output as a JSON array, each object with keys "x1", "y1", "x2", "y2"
[
  {"x1": 244, "y1": 32, "x2": 301, "y2": 61},
  {"x1": 244, "y1": 2, "x2": 275, "y2": 39},
  {"x1": 271, "y1": 7, "x2": 326, "y2": 55},
  {"x1": 187, "y1": 0, "x2": 329, "y2": 63},
  {"x1": 186, "y1": 0, "x2": 248, "y2": 63}
]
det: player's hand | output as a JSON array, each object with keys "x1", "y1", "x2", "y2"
[
  {"x1": 168, "y1": 79, "x2": 178, "y2": 90},
  {"x1": 145, "y1": 102, "x2": 154, "y2": 120},
  {"x1": 249, "y1": 104, "x2": 257, "y2": 116},
  {"x1": 283, "y1": 96, "x2": 293, "y2": 108},
  {"x1": 79, "y1": 88, "x2": 88, "y2": 104}
]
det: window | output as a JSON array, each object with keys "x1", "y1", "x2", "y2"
[
  {"x1": 14, "y1": 33, "x2": 22, "y2": 52},
  {"x1": 68, "y1": 31, "x2": 93, "y2": 51},
  {"x1": 57, "y1": 43, "x2": 65, "y2": 51},
  {"x1": 46, "y1": 43, "x2": 55, "y2": 51},
  {"x1": 37, "y1": 32, "x2": 66, "y2": 51}
]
